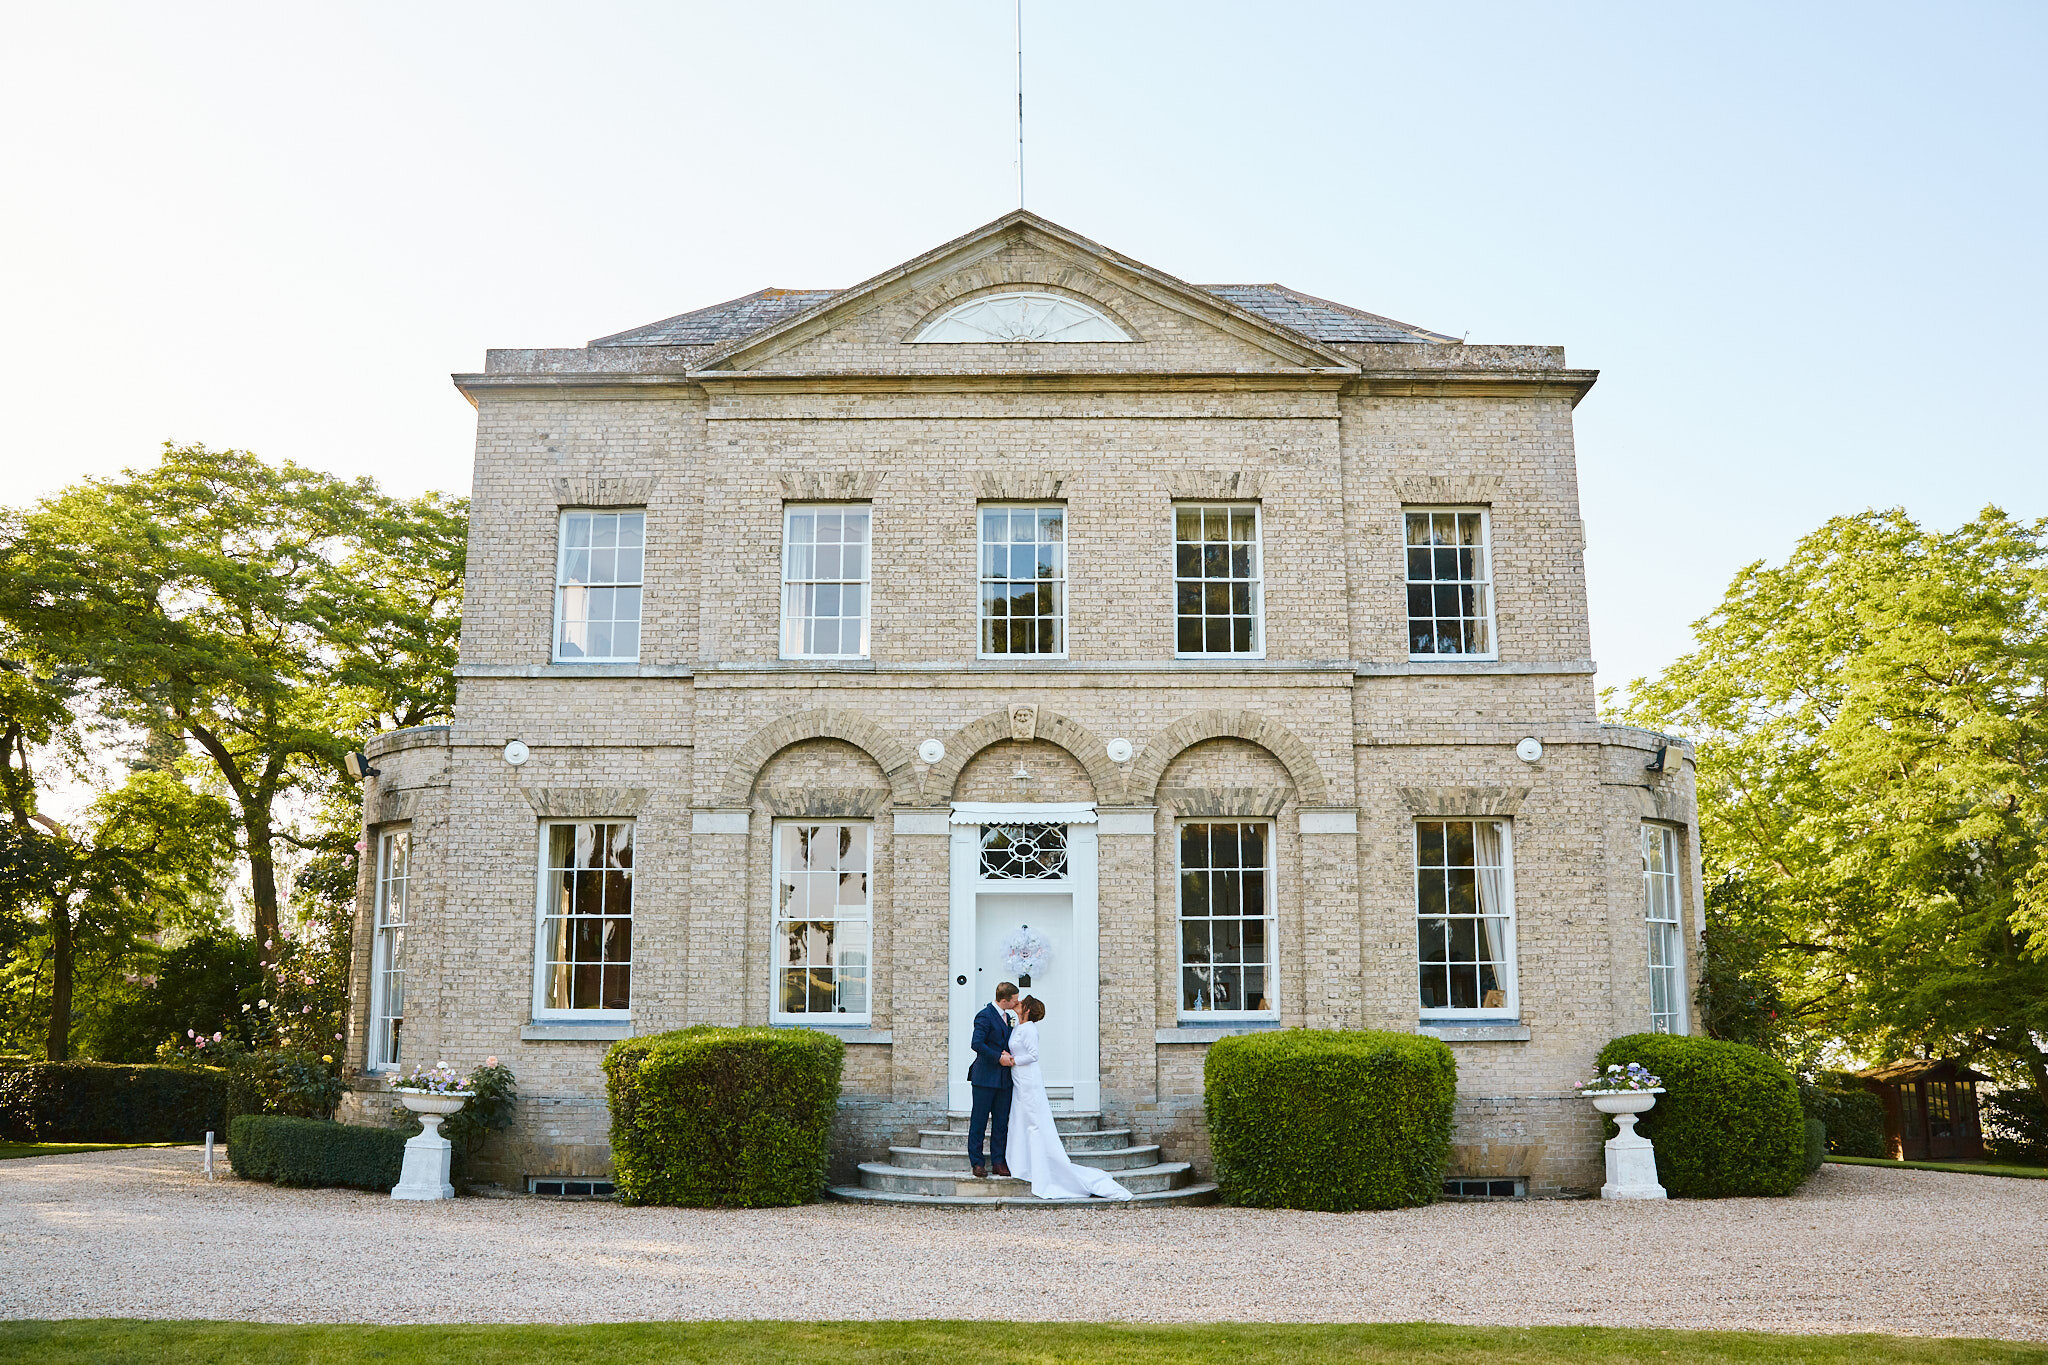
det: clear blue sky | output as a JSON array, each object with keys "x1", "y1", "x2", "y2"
[{"x1": 3, "y1": 2, "x2": 2042, "y2": 691}]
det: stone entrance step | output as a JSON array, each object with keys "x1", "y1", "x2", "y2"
[{"x1": 828, "y1": 1106, "x2": 1218, "y2": 1208}]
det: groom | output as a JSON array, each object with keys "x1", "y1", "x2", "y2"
[{"x1": 966, "y1": 981, "x2": 1020, "y2": 1179}]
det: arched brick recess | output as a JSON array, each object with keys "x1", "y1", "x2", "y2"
[
  {"x1": 899, "y1": 267, "x2": 1141, "y2": 342},
  {"x1": 1129, "y1": 710, "x2": 1329, "y2": 807},
  {"x1": 716, "y1": 708, "x2": 918, "y2": 808},
  {"x1": 927, "y1": 707, "x2": 1120, "y2": 804}
]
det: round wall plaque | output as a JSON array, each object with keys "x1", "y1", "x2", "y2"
[
  {"x1": 1106, "y1": 737, "x2": 1134, "y2": 764},
  {"x1": 503, "y1": 740, "x2": 530, "y2": 766},
  {"x1": 917, "y1": 739, "x2": 946, "y2": 765},
  {"x1": 1515, "y1": 737, "x2": 1544, "y2": 763}
]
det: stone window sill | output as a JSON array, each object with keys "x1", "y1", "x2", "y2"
[
  {"x1": 1418, "y1": 1021, "x2": 1531, "y2": 1042},
  {"x1": 520, "y1": 1021, "x2": 634, "y2": 1042},
  {"x1": 1157, "y1": 1023, "x2": 1282, "y2": 1044},
  {"x1": 774, "y1": 1024, "x2": 893, "y2": 1044}
]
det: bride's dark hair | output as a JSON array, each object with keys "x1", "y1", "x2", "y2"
[{"x1": 1020, "y1": 995, "x2": 1046, "y2": 1023}]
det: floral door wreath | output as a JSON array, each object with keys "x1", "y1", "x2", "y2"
[{"x1": 1002, "y1": 926, "x2": 1053, "y2": 987}]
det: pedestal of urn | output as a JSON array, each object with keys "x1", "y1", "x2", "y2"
[
  {"x1": 392, "y1": 1092, "x2": 472, "y2": 1201},
  {"x1": 1591, "y1": 1089, "x2": 1667, "y2": 1200}
]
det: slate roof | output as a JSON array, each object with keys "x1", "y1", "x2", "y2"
[
  {"x1": 590, "y1": 282, "x2": 1452, "y2": 349},
  {"x1": 1198, "y1": 284, "x2": 1456, "y2": 344},
  {"x1": 591, "y1": 288, "x2": 841, "y2": 347}
]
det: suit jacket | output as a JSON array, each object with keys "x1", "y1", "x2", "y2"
[{"x1": 966, "y1": 1002, "x2": 1014, "y2": 1089}]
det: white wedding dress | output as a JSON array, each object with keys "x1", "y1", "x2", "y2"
[{"x1": 1003, "y1": 1021, "x2": 1133, "y2": 1200}]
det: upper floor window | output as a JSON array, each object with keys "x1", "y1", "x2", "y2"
[
  {"x1": 1175, "y1": 503, "x2": 1263, "y2": 657},
  {"x1": 912, "y1": 291, "x2": 1129, "y2": 343},
  {"x1": 782, "y1": 505, "x2": 870, "y2": 659},
  {"x1": 774, "y1": 822, "x2": 872, "y2": 1022},
  {"x1": 980, "y1": 505, "x2": 1066, "y2": 657},
  {"x1": 554, "y1": 510, "x2": 644, "y2": 662},
  {"x1": 535, "y1": 821, "x2": 633, "y2": 1018},
  {"x1": 1178, "y1": 821, "x2": 1276, "y2": 1018},
  {"x1": 1405, "y1": 508, "x2": 1495, "y2": 659},
  {"x1": 1416, "y1": 819, "x2": 1516, "y2": 1017},
  {"x1": 1643, "y1": 824, "x2": 1685, "y2": 1033},
  {"x1": 367, "y1": 828, "x2": 409, "y2": 1070}
]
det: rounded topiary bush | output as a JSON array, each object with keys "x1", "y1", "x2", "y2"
[
  {"x1": 1205, "y1": 1028, "x2": 1457, "y2": 1211},
  {"x1": 604, "y1": 1026, "x2": 844, "y2": 1208},
  {"x1": 1596, "y1": 1033, "x2": 1806, "y2": 1197}
]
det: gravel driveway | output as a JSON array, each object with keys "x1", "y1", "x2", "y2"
[{"x1": 1, "y1": 1147, "x2": 2042, "y2": 1339}]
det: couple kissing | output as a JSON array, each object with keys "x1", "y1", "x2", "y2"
[{"x1": 966, "y1": 981, "x2": 1132, "y2": 1200}]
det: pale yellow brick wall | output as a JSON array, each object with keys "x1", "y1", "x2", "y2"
[{"x1": 355, "y1": 241, "x2": 1694, "y2": 1196}]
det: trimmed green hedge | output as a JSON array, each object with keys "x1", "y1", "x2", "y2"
[
  {"x1": 1821, "y1": 1088, "x2": 1887, "y2": 1158},
  {"x1": 228, "y1": 1114, "x2": 406, "y2": 1190},
  {"x1": 604, "y1": 1027, "x2": 844, "y2": 1207},
  {"x1": 1596, "y1": 1034, "x2": 1806, "y2": 1197},
  {"x1": 0, "y1": 1062, "x2": 227, "y2": 1142},
  {"x1": 1803, "y1": 1117, "x2": 1827, "y2": 1173},
  {"x1": 1205, "y1": 1028, "x2": 1457, "y2": 1211}
]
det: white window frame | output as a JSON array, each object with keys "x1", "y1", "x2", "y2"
[
  {"x1": 1175, "y1": 819, "x2": 1280, "y2": 1022},
  {"x1": 771, "y1": 821, "x2": 874, "y2": 1026},
  {"x1": 977, "y1": 503, "x2": 1068, "y2": 659},
  {"x1": 780, "y1": 504, "x2": 872, "y2": 660},
  {"x1": 1644, "y1": 823, "x2": 1688, "y2": 1034},
  {"x1": 552, "y1": 508, "x2": 646, "y2": 663},
  {"x1": 531, "y1": 820, "x2": 635, "y2": 1022},
  {"x1": 1404, "y1": 506, "x2": 1498, "y2": 662},
  {"x1": 1173, "y1": 502, "x2": 1265, "y2": 659},
  {"x1": 366, "y1": 827, "x2": 409, "y2": 1071},
  {"x1": 1414, "y1": 818, "x2": 1519, "y2": 1020}
]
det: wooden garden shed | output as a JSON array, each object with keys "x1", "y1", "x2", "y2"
[{"x1": 1854, "y1": 1059, "x2": 1988, "y2": 1161}]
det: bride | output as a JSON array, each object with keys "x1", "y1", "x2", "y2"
[{"x1": 1004, "y1": 996, "x2": 1133, "y2": 1200}]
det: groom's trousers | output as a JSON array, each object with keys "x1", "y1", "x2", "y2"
[{"x1": 967, "y1": 1082, "x2": 1012, "y2": 1169}]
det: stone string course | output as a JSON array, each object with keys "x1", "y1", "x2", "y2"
[{"x1": 348, "y1": 221, "x2": 1696, "y2": 1198}]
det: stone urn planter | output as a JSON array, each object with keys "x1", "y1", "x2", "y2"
[
  {"x1": 391, "y1": 1091, "x2": 473, "y2": 1201},
  {"x1": 1589, "y1": 1088, "x2": 1667, "y2": 1200}
]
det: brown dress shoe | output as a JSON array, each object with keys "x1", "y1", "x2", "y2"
[
  {"x1": 994, "y1": 1162, "x2": 1012, "y2": 1177},
  {"x1": 972, "y1": 1165, "x2": 987, "y2": 1179}
]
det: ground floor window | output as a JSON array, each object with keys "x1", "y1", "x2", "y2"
[
  {"x1": 368, "y1": 827, "x2": 409, "y2": 1069},
  {"x1": 1643, "y1": 823, "x2": 1685, "y2": 1033},
  {"x1": 1415, "y1": 819, "x2": 1515, "y2": 1016},
  {"x1": 1177, "y1": 820, "x2": 1275, "y2": 1017},
  {"x1": 774, "y1": 822, "x2": 872, "y2": 1022},
  {"x1": 535, "y1": 821, "x2": 633, "y2": 1017}
]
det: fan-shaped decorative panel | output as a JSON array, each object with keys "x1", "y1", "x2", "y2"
[{"x1": 913, "y1": 292, "x2": 1130, "y2": 344}]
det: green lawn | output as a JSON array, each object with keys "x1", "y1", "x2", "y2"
[
  {"x1": 1828, "y1": 1155, "x2": 2048, "y2": 1180},
  {"x1": 0, "y1": 1322, "x2": 2041, "y2": 1365},
  {"x1": 0, "y1": 1141, "x2": 186, "y2": 1160}
]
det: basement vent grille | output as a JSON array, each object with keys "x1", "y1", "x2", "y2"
[
  {"x1": 1442, "y1": 1178, "x2": 1525, "y2": 1199},
  {"x1": 528, "y1": 1178, "x2": 616, "y2": 1198}
]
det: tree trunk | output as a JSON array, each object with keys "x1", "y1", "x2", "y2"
[
  {"x1": 45, "y1": 901, "x2": 71, "y2": 1061},
  {"x1": 247, "y1": 810, "x2": 280, "y2": 960}
]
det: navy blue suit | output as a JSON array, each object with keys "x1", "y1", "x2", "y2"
[{"x1": 966, "y1": 1002, "x2": 1014, "y2": 1169}]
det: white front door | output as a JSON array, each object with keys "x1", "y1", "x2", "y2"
[
  {"x1": 975, "y1": 891, "x2": 1076, "y2": 1098},
  {"x1": 948, "y1": 803, "x2": 1100, "y2": 1113}
]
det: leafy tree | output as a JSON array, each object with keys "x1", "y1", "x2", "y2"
[
  {"x1": 0, "y1": 764, "x2": 234, "y2": 1060},
  {"x1": 72, "y1": 928, "x2": 262, "y2": 1063},
  {"x1": 0, "y1": 444, "x2": 465, "y2": 960},
  {"x1": 1620, "y1": 507, "x2": 2048, "y2": 1099}
]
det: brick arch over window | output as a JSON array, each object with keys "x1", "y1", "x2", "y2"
[
  {"x1": 927, "y1": 708, "x2": 1120, "y2": 804},
  {"x1": 899, "y1": 272, "x2": 1141, "y2": 344},
  {"x1": 1129, "y1": 710, "x2": 1329, "y2": 808},
  {"x1": 717, "y1": 708, "x2": 919, "y2": 808}
]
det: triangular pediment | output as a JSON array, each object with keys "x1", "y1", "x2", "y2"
[{"x1": 687, "y1": 211, "x2": 1361, "y2": 377}]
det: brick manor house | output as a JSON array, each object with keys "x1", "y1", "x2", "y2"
[{"x1": 341, "y1": 211, "x2": 1700, "y2": 1198}]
